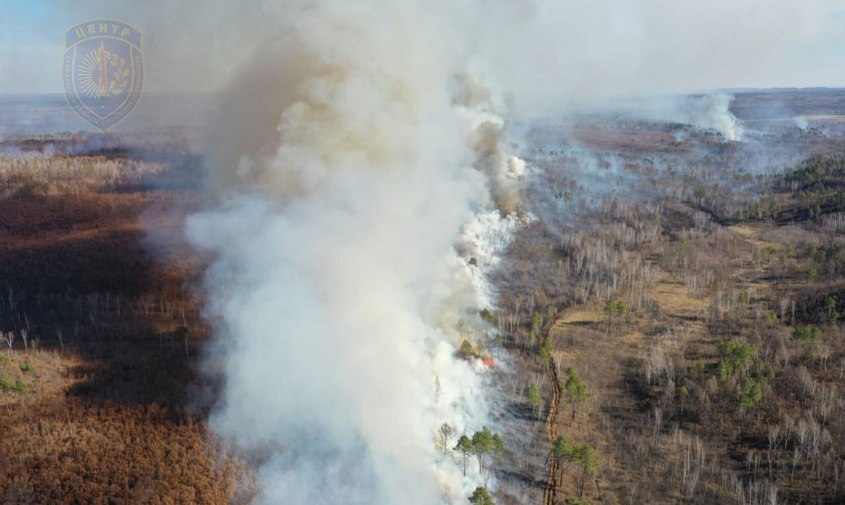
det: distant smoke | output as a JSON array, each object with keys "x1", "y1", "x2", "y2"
[
  {"x1": 612, "y1": 93, "x2": 744, "y2": 141},
  {"x1": 686, "y1": 94, "x2": 744, "y2": 141}
]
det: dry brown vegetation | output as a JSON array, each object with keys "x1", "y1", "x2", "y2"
[
  {"x1": 492, "y1": 92, "x2": 845, "y2": 505},
  {"x1": 0, "y1": 134, "x2": 255, "y2": 505}
]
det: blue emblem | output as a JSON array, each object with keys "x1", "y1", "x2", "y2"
[{"x1": 63, "y1": 20, "x2": 144, "y2": 130}]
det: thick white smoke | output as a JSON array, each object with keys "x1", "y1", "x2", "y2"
[
  {"x1": 608, "y1": 93, "x2": 744, "y2": 140},
  {"x1": 687, "y1": 94, "x2": 744, "y2": 141},
  {"x1": 186, "y1": 1, "x2": 517, "y2": 503}
]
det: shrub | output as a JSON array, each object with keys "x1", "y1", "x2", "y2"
[
  {"x1": 0, "y1": 373, "x2": 28, "y2": 394},
  {"x1": 459, "y1": 339, "x2": 475, "y2": 359},
  {"x1": 479, "y1": 309, "x2": 496, "y2": 324},
  {"x1": 531, "y1": 312, "x2": 544, "y2": 335},
  {"x1": 793, "y1": 326, "x2": 821, "y2": 343},
  {"x1": 538, "y1": 339, "x2": 552, "y2": 363},
  {"x1": 527, "y1": 383, "x2": 543, "y2": 418},
  {"x1": 468, "y1": 486, "x2": 495, "y2": 505},
  {"x1": 13, "y1": 380, "x2": 27, "y2": 394},
  {"x1": 553, "y1": 435, "x2": 573, "y2": 459},
  {"x1": 565, "y1": 499, "x2": 591, "y2": 505},
  {"x1": 717, "y1": 341, "x2": 757, "y2": 382},
  {"x1": 0, "y1": 374, "x2": 13, "y2": 392},
  {"x1": 738, "y1": 378, "x2": 762, "y2": 409}
]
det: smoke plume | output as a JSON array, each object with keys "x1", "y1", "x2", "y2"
[
  {"x1": 610, "y1": 93, "x2": 744, "y2": 140},
  {"x1": 187, "y1": 1, "x2": 515, "y2": 503}
]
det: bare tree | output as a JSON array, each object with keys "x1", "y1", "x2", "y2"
[
  {"x1": 2, "y1": 330, "x2": 15, "y2": 353},
  {"x1": 818, "y1": 342, "x2": 831, "y2": 372},
  {"x1": 55, "y1": 327, "x2": 64, "y2": 349},
  {"x1": 438, "y1": 423, "x2": 455, "y2": 455}
]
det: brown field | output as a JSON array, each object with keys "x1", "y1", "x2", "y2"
[{"x1": 0, "y1": 136, "x2": 255, "y2": 505}]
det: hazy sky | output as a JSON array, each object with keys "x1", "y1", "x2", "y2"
[
  {"x1": 2, "y1": 0, "x2": 845, "y2": 96},
  {"x1": 1, "y1": 1, "x2": 66, "y2": 93}
]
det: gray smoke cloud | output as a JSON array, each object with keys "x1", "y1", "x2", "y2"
[{"x1": 187, "y1": 1, "x2": 507, "y2": 503}]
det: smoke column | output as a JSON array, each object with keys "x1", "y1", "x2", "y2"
[
  {"x1": 186, "y1": 1, "x2": 518, "y2": 503},
  {"x1": 606, "y1": 93, "x2": 744, "y2": 140}
]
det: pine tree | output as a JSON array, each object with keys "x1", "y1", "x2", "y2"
[
  {"x1": 527, "y1": 383, "x2": 543, "y2": 419},
  {"x1": 468, "y1": 486, "x2": 495, "y2": 505},
  {"x1": 454, "y1": 435, "x2": 473, "y2": 476},
  {"x1": 564, "y1": 368, "x2": 588, "y2": 424}
]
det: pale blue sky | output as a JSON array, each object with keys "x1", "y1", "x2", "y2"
[
  {"x1": 1, "y1": 0, "x2": 69, "y2": 93},
  {"x1": 2, "y1": 0, "x2": 845, "y2": 95}
]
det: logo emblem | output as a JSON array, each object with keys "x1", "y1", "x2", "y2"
[{"x1": 63, "y1": 20, "x2": 144, "y2": 130}]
